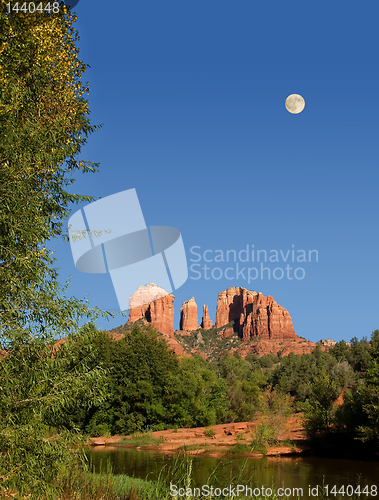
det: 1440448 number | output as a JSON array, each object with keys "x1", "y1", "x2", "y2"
[
  {"x1": 323, "y1": 485, "x2": 377, "y2": 497},
  {"x1": 6, "y1": 2, "x2": 60, "y2": 13}
]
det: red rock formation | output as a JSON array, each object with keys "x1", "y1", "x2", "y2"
[
  {"x1": 231, "y1": 338, "x2": 317, "y2": 357},
  {"x1": 128, "y1": 283, "x2": 174, "y2": 336},
  {"x1": 215, "y1": 287, "x2": 296, "y2": 341},
  {"x1": 201, "y1": 305, "x2": 213, "y2": 330},
  {"x1": 316, "y1": 339, "x2": 337, "y2": 348},
  {"x1": 221, "y1": 327, "x2": 234, "y2": 338},
  {"x1": 180, "y1": 297, "x2": 199, "y2": 331},
  {"x1": 125, "y1": 284, "x2": 318, "y2": 357}
]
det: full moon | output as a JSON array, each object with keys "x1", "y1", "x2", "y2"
[{"x1": 285, "y1": 94, "x2": 305, "y2": 114}]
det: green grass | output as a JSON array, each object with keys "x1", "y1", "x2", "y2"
[
  {"x1": 178, "y1": 443, "x2": 210, "y2": 452},
  {"x1": 98, "y1": 474, "x2": 166, "y2": 499},
  {"x1": 280, "y1": 438, "x2": 297, "y2": 448},
  {"x1": 250, "y1": 443, "x2": 268, "y2": 454},
  {"x1": 227, "y1": 442, "x2": 252, "y2": 454},
  {"x1": 236, "y1": 432, "x2": 246, "y2": 441},
  {"x1": 115, "y1": 432, "x2": 164, "y2": 447}
]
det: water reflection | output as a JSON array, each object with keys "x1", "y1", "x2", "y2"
[{"x1": 88, "y1": 447, "x2": 379, "y2": 499}]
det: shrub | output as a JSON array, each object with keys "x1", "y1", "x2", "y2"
[
  {"x1": 251, "y1": 423, "x2": 278, "y2": 451},
  {"x1": 204, "y1": 427, "x2": 215, "y2": 437}
]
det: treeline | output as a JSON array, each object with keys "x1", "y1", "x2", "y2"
[{"x1": 44, "y1": 323, "x2": 379, "y2": 453}]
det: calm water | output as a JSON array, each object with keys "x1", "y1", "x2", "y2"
[{"x1": 88, "y1": 447, "x2": 379, "y2": 499}]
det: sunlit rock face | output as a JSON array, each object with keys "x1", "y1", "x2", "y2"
[
  {"x1": 180, "y1": 297, "x2": 199, "y2": 331},
  {"x1": 126, "y1": 285, "x2": 318, "y2": 358},
  {"x1": 128, "y1": 283, "x2": 175, "y2": 336},
  {"x1": 215, "y1": 287, "x2": 297, "y2": 341},
  {"x1": 201, "y1": 305, "x2": 213, "y2": 330}
]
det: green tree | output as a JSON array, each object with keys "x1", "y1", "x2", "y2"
[
  {"x1": 0, "y1": 327, "x2": 108, "y2": 496},
  {"x1": 272, "y1": 347, "x2": 347, "y2": 402},
  {"x1": 329, "y1": 340, "x2": 351, "y2": 363},
  {"x1": 0, "y1": 3, "x2": 101, "y2": 338},
  {"x1": 322, "y1": 331, "x2": 379, "y2": 450},
  {"x1": 370, "y1": 330, "x2": 379, "y2": 360},
  {"x1": 355, "y1": 361, "x2": 379, "y2": 444},
  {"x1": 343, "y1": 336, "x2": 371, "y2": 374},
  {"x1": 109, "y1": 325, "x2": 181, "y2": 434},
  {"x1": 173, "y1": 356, "x2": 229, "y2": 427},
  {"x1": 0, "y1": 4, "x2": 111, "y2": 497},
  {"x1": 218, "y1": 354, "x2": 266, "y2": 422},
  {"x1": 43, "y1": 324, "x2": 114, "y2": 434},
  {"x1": 299, "y1": 369, "x2": 339, "y2": 440}
]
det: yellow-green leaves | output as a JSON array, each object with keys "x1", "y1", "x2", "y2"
[
  {"x1": 0, "y1": 6, "x2": 111, "y2": 497},
  {"x1": 0, "y1": 3, "x2": 103, "y2": 338}
]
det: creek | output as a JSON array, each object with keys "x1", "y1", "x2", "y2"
[{"x1": 88, "y1": 447, "x2": 379, "y2": 498}]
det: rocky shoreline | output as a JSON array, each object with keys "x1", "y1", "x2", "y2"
[{"x1": 88, "y1": 414, "x2": 311, "y2": 458}]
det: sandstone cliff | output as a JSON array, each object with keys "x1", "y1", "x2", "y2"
[
  {"x1": 128, "y1": 283, "x2": 175, "y2": 336},
  {"x1": 215, "y1": 287, "x2": 296, "y2": 341},
  {"x1": 126, "y1": 284, "x2": 317, "y2": 358},
  {"x1": 201, "y1": 305, "x2": 213, "y2": 330},
  {"x1": 180, "y1": 297, "x2": 199, "y2": 331}
]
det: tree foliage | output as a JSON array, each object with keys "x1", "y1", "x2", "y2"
[
  {"x1": 299, "y1": 369, "x2": 340, "y2": 439},
  {"x1": 60, "y1": 325, "x2": 230, "y2": 435},
  {"x1": 336, "y1": 333, "x2": 379, "y2": 448},
  {"x1": 0, "y1": 2, "x2": 102, "y2": 342},
  {"x1": 0, "y1": 4, "x2": 112, "y2": 497}
]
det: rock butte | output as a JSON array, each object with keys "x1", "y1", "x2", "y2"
[
  {"x1": 180, "y1": 297, "x2": 199, "y2": 331},
  {"x1": 201, "y1": 305, "x2": 213, "y2": 330},
  {"x1": 128, "y1": 283, "x2": 175, "y2": 337},
  {"x1": 215, "y1": 287, "x2": 296, "y2": 341},
  {"x1": 126, "y1": 284, "x2": 317, "y2": 357}
]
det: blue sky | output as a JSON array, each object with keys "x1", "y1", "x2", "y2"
[{"x1": 52, "y1": 0, "x2": 379, "y2": 343}]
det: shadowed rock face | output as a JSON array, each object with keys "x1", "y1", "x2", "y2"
[
  {"x1": 128, "y1": 283, "x2": 175, "y2": 336},
  {"x1": 215, "y1": 287, "x2": 296, "y2": 341},
  {"x1": 180, "y1": 297, "x2": 199, "y2": 331}
]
